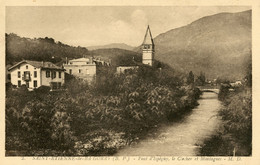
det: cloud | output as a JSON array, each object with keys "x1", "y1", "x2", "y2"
[
  {"x1": 89, "y1": 9, "x2": 149, "y2": 46},
  {"x1": 131, "y1": 9, "x2": 148, "y2": 29},
  {"x1": 108, "y1": 20, "x2": 135, "y2": 41}
]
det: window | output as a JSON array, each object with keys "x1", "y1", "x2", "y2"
[
  {"x1": 23, "y1": 71, "x2": 30, "y2": 80},
  {"x1": 69, "y1": 69, "x2": 72, "y2": 74},
  {"x1": 34, "y1": 71, "x2": 37, "y2": 78},
  {"x1": 79, "y1": 69, "x2": 81, "y2": 73},
  {"x1": 18, "y1": 66, "x2": 20, "y2": 69},
  {"x1": 70, "y1": 62, "x2": 73, "y2": 65},
  {"x1": 33, "y1": 80, "x2": 37, "y2": 88},
  {"x1": 18, "y1": 71, "x2": 21, "y2": 78},
  {"x1": 144, "y1": 45, "x2": 151, "y2": 49},
  {"x1": 50, "y1": 71, "x2": 56, "y2": 79},
  {"x1": 53, "y1": 71, "x2": 56, "y2": 78},
  {"x1": 46, "y1": 71, "x2": 50, "y2": 78},
  {"x1": 59, "y1": 72, "x2": 61, "y2": 78},
  {"x1": 18, "y1": 80, "x2": 21, "y2": 87},
  {"x1": 26, "y1": 65, "x2": 28, "y2": 69}
]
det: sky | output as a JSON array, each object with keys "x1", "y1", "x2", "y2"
[{"x1": 6, "y1": 6, "x2": 251, "y2": 47}]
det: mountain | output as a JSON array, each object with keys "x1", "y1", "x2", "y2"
[
  {"x1": 137, "y1": 10, "x2": 252, "y2": 80},
  {"x1": 87, "y1": 43, "x2": 134, "y2": 51}
]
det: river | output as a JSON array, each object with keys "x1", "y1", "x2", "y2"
[{"x1": 116, "y1": 92, "x2": 222, "y2": 156}]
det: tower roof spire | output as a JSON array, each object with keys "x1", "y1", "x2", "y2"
[{"x1": 142, "y1": 25, "x2": 154, "y2": 45}]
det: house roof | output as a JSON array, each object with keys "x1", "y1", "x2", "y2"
[
  {"x1": 69, "y1": 57, "x2": 90, "y2": 62},
  {"x1": 142, "y1": 25, "x2": 154, "y2": 45},
  {"x1": 8, "y1": 60, "x2": 64, "y2": 71}
]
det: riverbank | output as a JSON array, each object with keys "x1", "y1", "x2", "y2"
[
  {"x1": 116, "y1": 92, "x2": 221, "y2": 156},
  {"x1": 199, "y1": 86, "x2": 252, "y2": 156}
]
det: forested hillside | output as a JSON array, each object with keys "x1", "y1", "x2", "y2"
[
  {"x1": 6, "y1": 33, "x2": 88, "y2": 65},
  {"x1": 5, "y1": 33, "x2": 142, "y2": 67},
  {"x1": 135, "y1": 10, "x2": 252, "y2": 80},
  {"x1": 89, "y1": 48, "x2": 142, "y2": 66}
]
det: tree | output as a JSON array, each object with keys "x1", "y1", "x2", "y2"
[
  {"x1": 196, "y1": 72, "x2": 206, "y2": 86},
  {"x1": 187, "y1": 71, "x2": 194, "y2": 85}
]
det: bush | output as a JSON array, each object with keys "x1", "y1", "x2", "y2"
[
  {"x1": 20, "y1": 100, "x2": 55, "y2": 149},
  {"x1": 220, "y1": 90, "x2": 252, "y2": 149},
  {"x1": 200, "y1": 134, "x2": 235, "y2": 156},
  {"x1": 64, "y1": 78, "x2": 89, "y2": 96},
  {"x1": 34, "y1": 86, "x2": 51, "y2": 94},
  {"x1": 218, "y1": 84, "x2": 230, "y2": 101},
  {"x1": 5, "y1": 82, "x2": 12, "y2": 91}
]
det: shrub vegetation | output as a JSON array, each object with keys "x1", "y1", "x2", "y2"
[
  {"x1": 6, "y1": 65, "x2": 201, "y2": 156},
  {"x1": 200, "y1": 70, "x2": 252, "y2": 156}
]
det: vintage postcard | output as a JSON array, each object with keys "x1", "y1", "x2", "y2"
[{"x1": 1, "y1": 0, "x2": 260, "y2": 165}]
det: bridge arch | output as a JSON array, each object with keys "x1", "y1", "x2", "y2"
[{"x1": 198, "y1": 88, "x2": 219, "y2": 94}]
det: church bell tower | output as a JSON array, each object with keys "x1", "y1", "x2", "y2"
[{"x1": 142, "y1": 25, "x2": 155, "y2": 66}]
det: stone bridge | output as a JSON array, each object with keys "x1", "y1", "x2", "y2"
[{"x1": 198, "y1": 88, "x2": 219, "y2": 94}]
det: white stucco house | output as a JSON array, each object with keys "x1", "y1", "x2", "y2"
[
  {"x1": 63, "y1": 57, "x2": 97, "y2": 83},
  {"x1": 116, "y1": 66, "x2": 139, "y2": 74},
  {"x1": 8, "y1": 60, "x2": 65, "y2": 90}
]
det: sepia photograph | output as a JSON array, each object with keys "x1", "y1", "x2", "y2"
[{"x1": 4, "y1": 5, "x2": 252, "y2": 157}]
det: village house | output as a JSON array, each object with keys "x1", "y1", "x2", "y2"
[
  {"x1": 8, "y1": 60, "x2": 65, "y2": 90},
  {"x1": 116, "y1": 25, "x2": 155, "y2": 73},
  {"x1": 63, "y1": 56, "x2": 111, "y2": 83},
  {"x1": 230, "y1": 80, "x2": 243, "y2": 87},
  {"x1": 93, "y1": 57, "x2": 111, "y2": 66},
  {"x1": 63, "y1": 57, "x2": 97, "y2": 83},
  {"x1": 116, "y1": 65, "x2": 139, "y2": 74}
]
